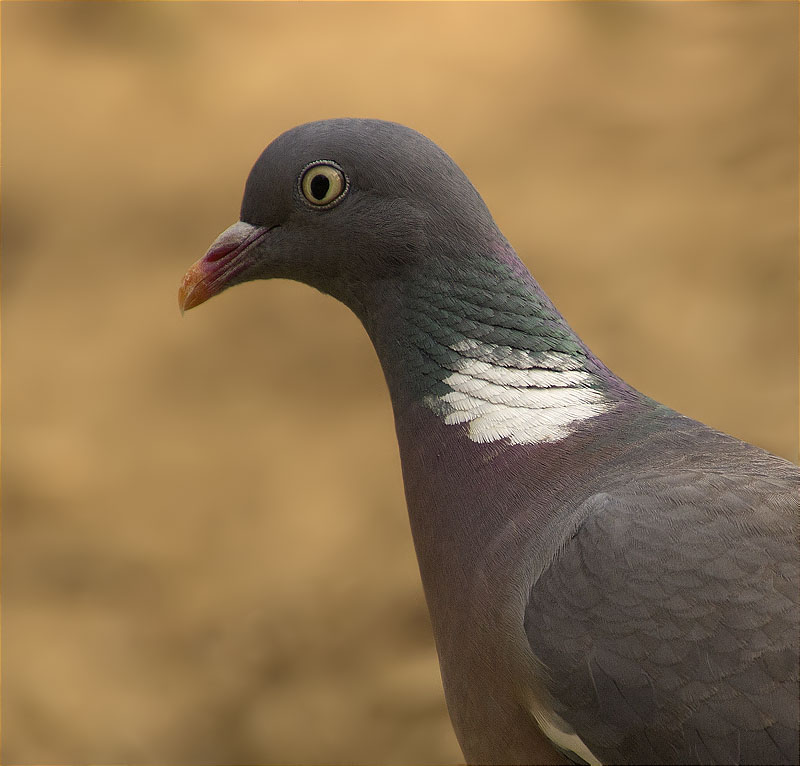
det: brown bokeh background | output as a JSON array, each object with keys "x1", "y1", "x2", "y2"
[{"x1": 2, "y1": 2, "x2": 797, "y2": 763}]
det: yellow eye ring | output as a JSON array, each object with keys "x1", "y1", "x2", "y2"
[{"x1": 299, "y1": 161, "x2": 348, "y2": 207}]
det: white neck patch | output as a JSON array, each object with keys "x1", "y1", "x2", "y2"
[{"x1": 423, "y1": 338, "x2": 614, "y2": 445}]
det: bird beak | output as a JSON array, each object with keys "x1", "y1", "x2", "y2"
[{"x1": 179, "y1": 221, "x2": 272, "y2": 313}]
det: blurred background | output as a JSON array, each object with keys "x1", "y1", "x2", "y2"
[{"x1": 2, "y1": 1, "x2": 797, "y2": 763}]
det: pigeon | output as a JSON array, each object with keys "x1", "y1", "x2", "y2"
[{"x1": 179, "y1": 119, "x2": 799, "y2": 765}]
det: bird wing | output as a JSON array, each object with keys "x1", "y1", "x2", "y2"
[{"x1": 523, "y1": 464, "x2": 799, "y2": 765}]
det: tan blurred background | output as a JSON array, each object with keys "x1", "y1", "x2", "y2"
[{"x1": 2, "y1": 1, "x2": 797, "y2": 763}]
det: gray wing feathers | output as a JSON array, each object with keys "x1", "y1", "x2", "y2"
[{"x1": 524, "y1": 467, "x2": 799, "y2": 765}]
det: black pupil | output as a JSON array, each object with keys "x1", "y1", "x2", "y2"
[{"x1": 310, "y1": 173, "x2": 331, "y2": 200}]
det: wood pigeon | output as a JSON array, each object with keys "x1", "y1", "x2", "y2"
[{"x1": 179, "y1": 119, "x2": 799, "y2": 765}]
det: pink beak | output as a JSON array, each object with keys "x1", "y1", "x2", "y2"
[{"x1": 178, "y1": 221, "x2": 270, "y2": 313}]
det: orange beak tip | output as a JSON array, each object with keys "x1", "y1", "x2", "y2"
[{"x1": 178, "y1": 260, "x2": 211, "y2": 314}]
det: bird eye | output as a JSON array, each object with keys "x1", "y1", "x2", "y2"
[{"x1": 300, "y1": 161, "x2": 348, "y2": 207}]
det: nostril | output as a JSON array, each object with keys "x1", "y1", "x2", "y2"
[
  {"x1": 205, "y1": 241, "x2": 239, "y2": 263},
  {"x1": 203, "y1": 222, "x2": 278, "y2": 265}
]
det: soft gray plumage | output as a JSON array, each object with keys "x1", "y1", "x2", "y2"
[{"x1": 180, "y1": 119, "x2": 799, "y2": 765}]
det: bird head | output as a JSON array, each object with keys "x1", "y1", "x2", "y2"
[{"x1": 179, "y1": 119, "x2": 496, "y2": 318}]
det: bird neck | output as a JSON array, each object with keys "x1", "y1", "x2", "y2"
[
  {"x1": 356, "y1": 241, "x2": 643, "y2": 645},
  {"x1": 363, "y1": 238, "x2": 635, "y2": 447}
]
